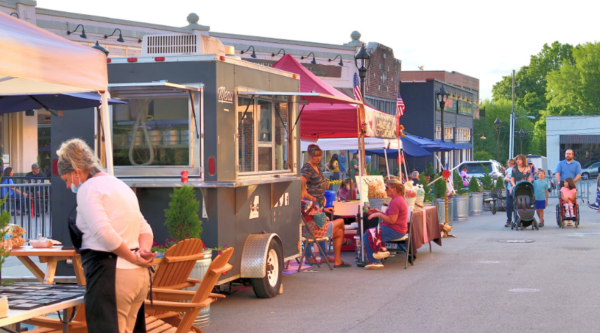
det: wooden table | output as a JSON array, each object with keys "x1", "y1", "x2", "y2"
[
  {"x1": 9, "y1": 247, "x2": 85, "y2": 286},
  {"x1": 410, "y1": 205, "x2": 442, "y2": 255},
  {"x1": 0, "y1": 296, "x2": 83, "y2": 333}
]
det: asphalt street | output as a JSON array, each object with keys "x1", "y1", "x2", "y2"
[{"x1": 206, "y1": 195, "x2": 600, "y2": 333}]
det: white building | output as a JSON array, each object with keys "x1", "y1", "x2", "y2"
[{"x1": 546, "y1": 115, "x2": 600, "y2": 171}]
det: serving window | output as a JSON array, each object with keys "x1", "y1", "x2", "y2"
[
  {"x1": 108, "y1": 82, "x2": 202, "y2": 177},
  {"x1": 237, "y1": 94, "x2": 292, "y2": 175}
]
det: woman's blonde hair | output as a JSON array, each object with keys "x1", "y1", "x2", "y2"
[
  {"x1": 56, "y1": 138, "x2": 102, "y2": 176},
  {"x1": 386, "y1": 179, "x2": 405, "y2": 196}
]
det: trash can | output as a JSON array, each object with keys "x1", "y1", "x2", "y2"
[{"x1": 324, "y1": 190, "x2": 336, "y2": 208}]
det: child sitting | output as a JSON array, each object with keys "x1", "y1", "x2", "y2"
[{"x1": 560, "y1": 177, "x2": 577, "y2": 225}]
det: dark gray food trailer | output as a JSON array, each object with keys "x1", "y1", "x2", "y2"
[{"x1": 50, "y1": 35, "x2": 359, "y2": 298}]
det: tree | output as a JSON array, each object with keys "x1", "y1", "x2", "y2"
[
  {"x1": 546, "y1": 42, "x2": 600, "y2": 115},
  {"x1": 474, "y1": 151, "x2": 493, "y2": 161},
  {"x1": 164, "y1": 185, "x2": 203, "y2": 241}
]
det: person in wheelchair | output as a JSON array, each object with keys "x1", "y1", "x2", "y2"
[{"x1": 560, "y1": 177, "x2": 577, "y2": 225}]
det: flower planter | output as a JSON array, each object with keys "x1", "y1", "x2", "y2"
[
  {"x1": 186, "y1": 249, "x2": 214, "y2": 328},
  {"x1": 329, "y1": 184, "x2": 341, "y2": 193},
  {"x1": 453, "y1": 195, "x2": 469, "y2": 221},
  {"x1": 435, "y1": 198, "x2": 446, "y2": 223},
  {"x1": 469, "y1": 192, "x2": 483, "y2": 216},
  {"x1": 446, "y1": 197, "x2": 454, "y2": 226}
]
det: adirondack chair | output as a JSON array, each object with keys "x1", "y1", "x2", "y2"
[
  {"x1": 27, "y1": 247, "x2": 234, "y2": 333},
  {"x1": 27, "y1": 238, "x2": 206, "y2": 331}
]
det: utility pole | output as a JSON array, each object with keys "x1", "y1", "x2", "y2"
[{"x1": 509, "y1": 70, "x2": 515, "y2": 159}]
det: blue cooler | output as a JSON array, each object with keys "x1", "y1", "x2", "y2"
[{"x1": 324, "y1": 190, "x2": 336, "y2": 208}]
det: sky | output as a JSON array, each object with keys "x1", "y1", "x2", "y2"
[{"x1": 37, "y1": 0, "x2": 600, "y2": 101}]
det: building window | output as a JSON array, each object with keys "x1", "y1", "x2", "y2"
[
  {"x1": 436, "y1": 126, "x2": 454, "y2": 140},
  {"x1": 456, "y1": 128, "x2": 471, "y2": 142},
  {"x1": 237, "y1": 96, "x2": 290, "y2": 174}
]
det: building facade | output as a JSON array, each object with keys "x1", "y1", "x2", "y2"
[
  {"x1": 400, "y1": 79, "x2": 475, "y2": 172},
  {"x1": 1, "y1": 0, "x2": 404, "y2": 174},
  {"x1": 546, "y1": 116, "x2": 600, "y2": 171}
]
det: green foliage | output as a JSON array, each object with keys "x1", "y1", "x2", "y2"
[
  {"x1": 418, "y1": 174, "x2": 433, "y2": 202},
  {"x1": 433, "y1": 174, "x2": 447, "y2": 199},
  {"x1": 425, "y1": 162, "x2": 434, "y2": 177},
  {"x1": 367, "y1": 165, "x2": 383, "y2": 176},
  {"x1": 474, "y1": 99, "x2": 535, "y2": 161},
  {"x1": 546, "y1": 42, "x2": 600, "y2": 115},
  {"x1": 481, "y1": 164, "x2": 494, "y2": 190},
  {"x1": 474, "y1": 151, "x2": 493, "y2": 161},
  {"x1": 468, "y1": 176, "x2": 480, "y2": 193},
  {"x1": 496, "y1": 176, "x2": 505, "y2": 189},
  {"x1": 452, "y1": 170, "x2": 467, "y2": 195},
  {"x1": 0, "y1": 196, "x2": 12, "y2": 273},
  {"x1": 164, "y1": 185, "x2": 202, "y2": 242}
]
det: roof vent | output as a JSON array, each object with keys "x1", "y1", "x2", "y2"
[{"x1": 141, "y1": 34, "x2": 225, "y2": 57}]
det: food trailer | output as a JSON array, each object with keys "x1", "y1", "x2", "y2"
[{"x1": 51, "y1": 35, "x2": 362, "y2": 298}]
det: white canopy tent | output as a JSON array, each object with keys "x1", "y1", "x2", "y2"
[{"x1": 0, "y1": 12, "x2": 112, "y2": 174}]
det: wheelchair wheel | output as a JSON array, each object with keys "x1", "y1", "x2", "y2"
[
  {"x1": 517, "y1": 218, "x2": 522, "y2": 231},
  {"x1": 492, "y1": 200, "x2": 497, "y2": 215},
  {"x1": 575, "y1": 205, "x2": 580, "y2": 228},
  {"x1": 556, "y1": 204, "x2": 562, "y2": 228}
]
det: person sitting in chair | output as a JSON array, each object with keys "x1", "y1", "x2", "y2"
[{"x1": 363, "y1": 179, "x2": 409, "y2": 270}]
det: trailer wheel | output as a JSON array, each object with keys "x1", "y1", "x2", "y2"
[{"x1": 250, "y1": 239, "x2": 283, "y2": 299}]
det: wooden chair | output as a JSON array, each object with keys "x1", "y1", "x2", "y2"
[
  {"x1": 27, "y1": 238, "x2": 207, "y2": 331},
  {"x1": 27, "y1": 247, "x2": 234, "y2": 333}
]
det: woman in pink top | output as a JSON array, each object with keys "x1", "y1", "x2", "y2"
[
  {"x1": 560, "y1": 177, "x2": 577, "y2": 225},
  {"x1": 362, "y1": 179, "x2": 408, "y2": 270}
]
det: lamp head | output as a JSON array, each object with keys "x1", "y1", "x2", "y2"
[
  {"x1": 354, "y1": 43, "x2": 371, "y2": 70},
  {"x1": 436, "y1": 86, "x2": 449, "y2": 102},
  {"x1": 91, "y1": 41, "x2": 109, "y2": 56}
]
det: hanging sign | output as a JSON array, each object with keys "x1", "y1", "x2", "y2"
[{"x1": 362, "y1": 106, "x2": 398, "y2": 139}]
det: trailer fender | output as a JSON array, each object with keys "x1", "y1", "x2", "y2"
[{"x1": 240, "y1": 233, "x2": 283, "y2": 278}]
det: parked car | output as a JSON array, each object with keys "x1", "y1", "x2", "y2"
[
  {"x1": 581, "y1": 161, "x2": 600, "y2": 180},
  {"x1": 457, "y1": 160, "x2": 504, "y2": 182}
]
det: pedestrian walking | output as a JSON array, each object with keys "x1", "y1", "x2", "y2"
[
  {"x1": 555, "y1": 149, "x2": 582, "y2": 188},
  {"x1": 504, "y1": 158, "x2": 515, "y2": 227},
  {"x1": 533, "y1": 170, "x2": 550, "y2": 227},
  {"x1": 339, "y1": 150, "x2": 347, "y2": 180}
]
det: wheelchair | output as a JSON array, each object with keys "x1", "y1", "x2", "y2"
[{"x1": 556, "y1": 199, "x2": 579, "y2": 228}]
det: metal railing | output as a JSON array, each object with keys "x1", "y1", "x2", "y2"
[
  {"x1": 547, "y1": 176, "x2": 591, "y2": 204},
  {"x1": 0, "y1": 181, "x2": 51, "y2": 239}
]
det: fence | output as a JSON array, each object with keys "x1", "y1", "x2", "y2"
[
  {"x1": 547, "y1": 176, "x2": 592, "y2": 204},
  {"x1": 0, "y1": 177, "x2": 52, "y2": 240}
]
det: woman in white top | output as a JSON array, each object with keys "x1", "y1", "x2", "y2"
[{"x1": 57, "y1": 138, "x2": 155, "y2": 333}]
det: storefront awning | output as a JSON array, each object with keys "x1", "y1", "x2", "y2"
[
  {"x1": 455, "y1": 142, "x2": 473, "y2": 149},
  {"x1": 238, "y1": 91, "x2": 360, "y2": 106},
  {"x1": 560, "y1": 135, "x2": 600, "y2": 144}
]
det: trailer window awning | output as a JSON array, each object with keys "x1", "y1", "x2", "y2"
[
  {"x1": 237, "y1": 91, "x2": 362, "y2": 105},
  {"x1": 109, "y1": 81, "x2": 203, "y2": 98}
]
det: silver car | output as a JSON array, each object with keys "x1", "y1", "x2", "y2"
[
  {"x1": 457, "y1": 160, "x2": 504, "y2": 182},
  {"x1": 581, "y1": 161, "x2": 600, "y2": 180}
]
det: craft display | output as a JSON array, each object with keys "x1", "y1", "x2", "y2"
[
  {"x1": 367, "y1": 178, "x2": 387, "y2": 210},
  {"x1": 405, "y1": 181, "x2": 417, "y2": 207},
  {"x1": 0, "y1": 284, "x2": 85, "y2": 310},
  {"x1": 415, "y1": 184, "x2": 425, "y2": 207},
  {"x1": 1, "y1": 225, "x2": 26, "y2": 249}
]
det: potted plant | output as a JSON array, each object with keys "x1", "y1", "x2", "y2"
[
  {"x1": 425, "y1": 162, "x2": 434, "y2": 183},
  {"x1": 451, "y1": 169, "x2": 469, "y2": 220},
  {"x1": 433, "y1": 173, "x2": 447, "y2": 222},
  {"x1": 481, "y1": 165, "x2": 494, "y2": 193},
  {"x1": 418, "y1": 174, "x2": 434, "y2": 204},
  {"x1": 468, "y1": 176, "x2": 483, "y2": 216},
  {"x1": 495, "y1": 176, "x2": 505, "y2": 190},
  {"x1": 329, "y1": 179, "x2": 342, "y2": 193}
]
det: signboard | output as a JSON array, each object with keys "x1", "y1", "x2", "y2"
[
  {"x1": 363, "y1": 107, "x2": 398, "y2": 139},
  {"x1": 244, "y1": 59, "x2": 342, "y2": 78}
]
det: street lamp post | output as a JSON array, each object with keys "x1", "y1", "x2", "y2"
[
  {"x1": 436, "y1": 86, "x2": 450, "y2": 170},
  {"x1": 354, "y1": 44, "x2": 371, "y2": 267},
  {"x1": 518, "y1": 128, "x2": 527, "y2": 154},
  {"x1": 494, "y1": 117, "x2": 502, "y2": 161}
]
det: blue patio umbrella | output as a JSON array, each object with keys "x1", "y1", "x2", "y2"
[{"x1": 0, "y1": 92, "x2": 125, "y2": 115}]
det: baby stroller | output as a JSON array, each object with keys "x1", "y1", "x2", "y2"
[
  {"x1": 511, "y1": 181, "x2": 539, "y2": 231},
  {"x1": 556, "y1": 199, "x2": 579, "y2": 228}
]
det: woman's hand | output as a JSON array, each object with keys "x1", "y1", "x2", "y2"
[
  {"x1": 368, "y1": 213, "x2": 382, "y2": 220},
  {"x1": 367, "y1": 208, "x2": 379, "y2": 215},
  {"x1": 323, "y1": 207, "x2": 333, "y2": 214},
  {"x1": 133, "y1": 251, "x2": 155, "y2": 267},
  {"x1": 138, "y1": 249, "x2": 157, "y2": 261}
]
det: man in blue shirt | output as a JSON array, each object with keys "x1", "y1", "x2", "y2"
[
  {"x1": 555, "y1": 149, "x2": 582, "y2": 188},
  {"x1": 338, "y1": 151, "x2": 347, "y2": 180}
]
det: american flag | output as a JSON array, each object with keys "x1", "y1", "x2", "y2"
[
  {"x1": 396, "y1": 91, "x2": 406, "y2": 117},
  {"x1": 353, "y1": 72, "x2": 363, "y2": 102},
  {"x1": 396, "y1": 89, "x2": 405, "y2": 136}
]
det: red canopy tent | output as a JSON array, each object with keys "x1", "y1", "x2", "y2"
[{"x1": 272, "y1": 54, "x2": 393, "y2": 139}]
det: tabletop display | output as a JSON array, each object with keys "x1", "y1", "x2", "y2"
[{"x1": 0, "y1": 285, "x2": 85, "y2": 310}]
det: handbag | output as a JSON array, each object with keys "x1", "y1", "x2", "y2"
[{"x1": 67, "y1": 205, "x2": 84, "y2": 253}]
